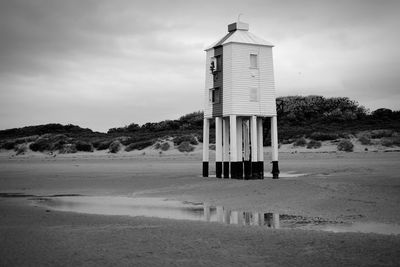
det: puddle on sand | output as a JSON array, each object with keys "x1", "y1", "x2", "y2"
[
  {"x1": 31, "y1": 196, "x2": 284, "y2": 227},
  {"x1": 33, "y1": 197, "x2": 205, "y2": 221},
  {"x1": 31, "y1": 196, "x2": 400, "y2": 235}
]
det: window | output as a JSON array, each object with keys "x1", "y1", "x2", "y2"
[
  {"x1": 250, "y1": 54, "x2": 258, "y2": 68},
  {"x1": 209, "y1": 88, "x2": 220, "y2": 104},
  {"x1": 249, "y1": 87, "x2": 259, "y2": 102}
]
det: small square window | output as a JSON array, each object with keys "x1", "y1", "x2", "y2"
[
  {"x1": 249, "y1": 87, "x2": 259, "y2": 102},
  {"x1": 250, "y1": 54, "x2": 258, "y2": 68}
]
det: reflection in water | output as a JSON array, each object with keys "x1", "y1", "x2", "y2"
[
  {"x1": 203, "y1": 204, "x2": 211, "y2": 222},
  {"x1": 203, "y1": 205, "x2": 280, "y2": 228},
  {"x1": 32, "y1": 196, "x2": 400, "y2": 235},
  {"x1": 34, "y1": 196, "x2": 281, "y2": 228},
  {"x1": 34, "y1": 196, "x2": 205, "y2": 221},
  {"x1": 224, "y1": 208, "x2": 230, "y2": 224}
]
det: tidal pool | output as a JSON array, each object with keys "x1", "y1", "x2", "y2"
[{"x1": 31, "y1": 196, "x2": 400, "y2": 235}]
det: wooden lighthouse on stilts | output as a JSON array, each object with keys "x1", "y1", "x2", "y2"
[{"x1": 202, "y1": 21, "x2": 280, "y2": 179}]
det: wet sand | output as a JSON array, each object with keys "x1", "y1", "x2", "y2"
[{"x1": 1, "y1": 151, "x2": 400, "y2": 266}]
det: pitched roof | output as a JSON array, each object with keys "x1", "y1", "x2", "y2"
[{"x1": 205, "y1": 22, "x2": 273, "y2": 51}]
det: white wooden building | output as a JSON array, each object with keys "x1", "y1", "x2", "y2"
[{"x1": 202, "y1": 21, "x2": 279, "y2": 179}]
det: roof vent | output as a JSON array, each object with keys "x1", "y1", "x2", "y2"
[{"x1": 228, "y1": 22, "x2": 249, "y2": 32}]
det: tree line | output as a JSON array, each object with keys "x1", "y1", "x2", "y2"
[{"x1": 1, "y1": 96, "x2": 399, "y2": 141}]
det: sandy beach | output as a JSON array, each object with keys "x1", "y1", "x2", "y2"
[
  {"x1": 1, "y1": 0, "x2": 400, "y2": 265},
  {"x1": 1, "y1": 150, "x2": 400, "y2": 266}
]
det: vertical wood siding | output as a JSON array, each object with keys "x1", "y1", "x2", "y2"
[
  {"x1": 222, "y1": 44, "x2": 232, "y2": 115},
  {"x1": 204, "y1": 49, "x2": 214, "y2": 118},
  {"x1": 212, "y1": 46, "x2": 223, "y2": 117}
]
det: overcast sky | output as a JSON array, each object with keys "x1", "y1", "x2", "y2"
[{"x1": 0, "y1": 0, "x2": 399, "y2": 132}]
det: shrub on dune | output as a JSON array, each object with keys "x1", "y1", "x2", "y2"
[
  {"x1": 108, "y1": 141, "x2": 121, "y2": 153},
  {"x1": 293, "y1": 137, "x2": 307, "y2": 147},
  {"x1": 307, "y1": 140, "x2": 322, "y2": 149},
  {"x1": 381, "y1": 136, "x2": 400, "y2": 147},
  {"x1": 125, "y1": 140, "x2": 154, "y2": 151},
  {"x1": 177, "y1": 141, "x2": 195, "y2": 153},
  {"x1": 58, "y1": 144, "x2": 77, "y2": 154},
  {"x1": 173, "y1": 135, "x2": 198, "y2": 146},
  {"x1": 154, "y1": 141, "x2": 170, "y2": 151},
  {"x1": 53, "y1": 140, "x2": 67, "y2": 151},
  {"x1": 93, "y1": 140, "x2": 112, "y2": 150},
  {"x1": 358, "y1": 134, "x2": 371, "y2": 145},
  {"x1": 74, "y1": 141, "x2": 93, "y2": 152},
  {"x1": 15, "y1": 143, "x2": 28, "y2": 155},
  {"x1": 29, "y1": 134, "x2": 70, "y2": 152},
  {"x1": 337, "y1": 139, "x2": 354, "y2": 152},
  {"x1": 160, "y1": 142, "x2": 170, "y2": 151},
  {"x1": 1, "y1": 140, "x2": 17, "y2": 150},
  {"x1": 29, "y1": 139, "x2": 51, "y2": 152}
]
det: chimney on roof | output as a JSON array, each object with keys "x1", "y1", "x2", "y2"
[{"x1": 228, "y1": 21, "x2": 249, "y2": 32}]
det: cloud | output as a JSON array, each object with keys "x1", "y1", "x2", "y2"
[{"x1": 0, "y1": 0, "x2": 399, "y2": 131}]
